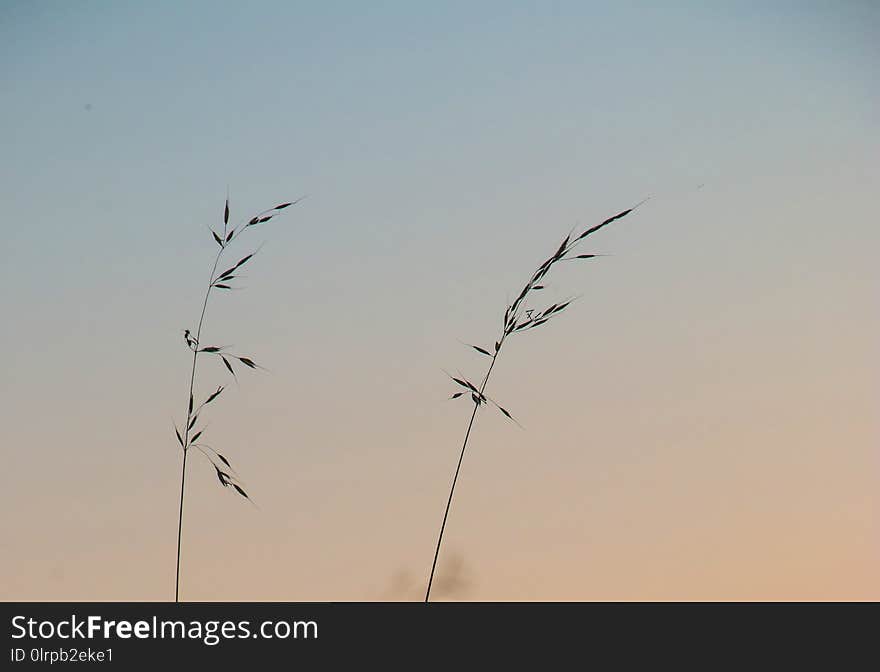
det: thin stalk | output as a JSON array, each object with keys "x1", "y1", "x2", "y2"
[
  {"x1": 174, "y1": 448, "x2": 187, "y2": 602},
  {"x1": 172, "y1": 197, "x2": 298, "y2": 602},
  {"x1": 425, "y1": 348, "x2": 501, "y2": 602},
  {"x1": 424, "y1": 202, "x2": 644, "y2": 602},
  {"x1": 175, "y1": 248, "x2": 223, "y2": 602}
]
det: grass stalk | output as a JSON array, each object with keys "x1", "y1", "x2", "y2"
[
  {"x1": 173, "y1": 195, "x2": 301, "y2": 602},
  {"x1": 425, "y1": 201, "x2": 645, "y2": 602}
]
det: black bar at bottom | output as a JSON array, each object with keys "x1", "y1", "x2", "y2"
[{"x1": 1, "y1": 602, "x2": 874, "y2": 668}]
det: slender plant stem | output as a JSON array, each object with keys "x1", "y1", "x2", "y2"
[
  {"x1": 423, "y1": 202, "x2": 642, "y2": 603},
  {"x1": 174, "y1": 448, "x2": 187, "y2": 602},
  {"x1": 172, "y1": 199, "x2": 298, "y2": 602},
  {"x1": 175, "y1": 248, "x2": 223, "y2": 602},
  {"x1": 425, "y1": 350, "x2": 500, "y2": 603}
]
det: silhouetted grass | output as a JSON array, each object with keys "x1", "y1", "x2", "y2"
[
  {"x1": 425, "y1": 201, "x2": 646, "y2": 602},
  {"x1": 173, "y1": 194, "x2": 302, "y2": 602}
]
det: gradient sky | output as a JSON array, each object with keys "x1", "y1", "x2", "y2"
[{"x1": 1, "y1": 1, "x2": 877, "y2": 601}]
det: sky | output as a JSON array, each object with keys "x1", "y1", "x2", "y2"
[{"x1": 1, "y1": 1, "x2": 877, "y2": 601}]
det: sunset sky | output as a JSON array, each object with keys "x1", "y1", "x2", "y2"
[{"x1": 1, "y1": 1, "x2": 877, "y2": 600}]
